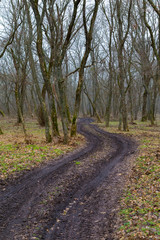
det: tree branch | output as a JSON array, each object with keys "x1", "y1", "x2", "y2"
[
  {"x1": 143, "y1": 0, "x2": 160, "y2": 63},
  {"x1": 0, "y1": 22, "x2": 21, "y2": 58},
  {"x1": 147, "y1": 0, "x2": 160, "y2": 16},
  {"x1": 65, "y1": 64, "x2": 93, "y2": 78}
]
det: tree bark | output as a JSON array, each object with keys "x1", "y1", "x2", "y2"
[
  {"x1": 143, "y1": 0, "x2": 160, "y2": 92},
  {"x1": 15, "y1": 83, "x2": 28, "y2": 142},
  {"x1": 83, "y1": 83, "x2": 101, "y2": 123},
  {"x1": 141, "y1": 88, "x2": 148, "y2": 121},
  {"x1": 116, "y1": 0, "x2": 132, "y2": 131},
  {"x1": 24, "y1": 0, "x2": 52, "y2": 142},
  {"x1": 56, "y1": 65, "x2": 69, "y2": 143},
  {"x1": 30, "y1": 0, "x2": 59, "y2": 138},
  {"x1": 71, "y1": 0, "x2": 100, "y2": 136}
]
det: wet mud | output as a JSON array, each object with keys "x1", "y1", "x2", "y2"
[{"x1": 0, "y1": 118, "x2": 136, "y2": 240}]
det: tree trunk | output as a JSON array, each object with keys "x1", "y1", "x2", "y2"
[
  {"x1": 152, "y1": 82, "x2": 158, "y2": 120},
  {"x1": 105, "y1": 61, "x2": 113, "y2": 127},
  {"x1": 105, "y1": 28, "x2": 113, "y2": 127},
  {"x1": 56, "y1": 65, "x2": 69, "y2": 143},
  {"x1": 30, "y1": 0, "x2": 59, "y2": 139},
  {"x1": 118, "y1": 48, "x2": 129, "y2": 131},
  {"x1": 0, "y1": 127, "x2": 3, "y2": 135},
  {"x1": 15, "y1": 83, "x2": 22, "y2": 124},
  {"x1": 83, "y1": 85, "x2": 101, "y2": 123},
  {"x1": 28, "y1": 53, "x2": 52, "y2": 142},
  {"x1": 71, "y1": 0, "x2": 100, "y2": 136},
  {"x1": 105, "y1": 88, "x2": 112, "y2": 127},
  {"x1": 141, "y1": 89, "x2": 148, "y2": 121},
  {"x1": 116, "y1": 0, "x2": 132, "y2": 131},
  {"x1": 24, "y1": 0, "x2": 52, "y2": 143},
  {"x1": 128, "y1": 87, "x2": 134, "y2": 123},
  {"x1": 71, "y1": 72, "x2": 83, "y2": 136},
  {"x1": 15, "y1": 83, "x2": 28, "y2": 142}
]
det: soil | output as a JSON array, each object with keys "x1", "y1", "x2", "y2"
[{"x1": 0, "y1": 118, "x2": 137, "y2": 240}]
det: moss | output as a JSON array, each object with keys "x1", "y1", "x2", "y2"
[
  {"x1": 70, "y1": 115, "x2": 77, "y2": 137},
  {"x1": 0, "y1": 110, "x2": 4, "y2": 117},
  {"x1": 0, "y1": 127, "x2": 3, "y2": 135}
]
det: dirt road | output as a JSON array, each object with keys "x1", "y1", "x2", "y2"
[{"x1": 0, "y1": 119, "x2": 136, "y2": 240}]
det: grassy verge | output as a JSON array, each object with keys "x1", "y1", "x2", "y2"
[
  {"x1": 0, "y1": 117, "x2": 84, "y2": 180},
  {"x1": 98, "y1": 120, "x2": 160, "y2": 239}
]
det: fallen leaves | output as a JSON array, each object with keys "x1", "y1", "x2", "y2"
[
  {"x1": 98, "y1": 120, "x2": 160, "y2": 239},
  {"x1": 117, "y1": 123, "x2": 160, "y2": 239}
]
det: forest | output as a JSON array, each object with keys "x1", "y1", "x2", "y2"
[
  {"x1": 0, "y1": 0, "x2": 160, "y2": 239},
  {"x1": 0, "y1": 0, "x2": 159, "y2": 142}
]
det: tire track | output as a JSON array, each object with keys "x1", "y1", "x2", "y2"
[{"x1": 0, "y1": 118, "x2": 136, "y2": 240}]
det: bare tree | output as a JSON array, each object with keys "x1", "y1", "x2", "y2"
[
  {"x1": 0, "y1": 0, "x2": 22, "y2": 135},
  {"x1": 71, "y1": 0, "x2": 101, "y2": 136},
  {"x1": 116, "y1": 0, "x2": 132, "y2": 131},
  {"x1": 102, "y1": 0, "x2": 115, "y2": 127},
  {"x1": 24, "y1": 0, "x2": 52, "y2": 142},
  {"x1": 30, "y1": 0, "x2": 81, "y2": 143},
  {"x1": 143, "y1": 0, "x2": 160, "y2": 92}
]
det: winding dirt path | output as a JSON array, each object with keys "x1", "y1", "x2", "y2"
[{"x1": 0, "y1": 118, "x2": 136, "y2": 240}]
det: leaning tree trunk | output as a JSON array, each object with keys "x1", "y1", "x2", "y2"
[
  {"x1": 71, "y1": 0, "x2": 100, "y2": 136},
  {"x1": 83, "y1": 84, "x2": 101, "y2": 123}
]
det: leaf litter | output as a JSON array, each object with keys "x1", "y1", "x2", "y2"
[{"x1": 98, "y1": 120, "x2": 160, "y2": 239}]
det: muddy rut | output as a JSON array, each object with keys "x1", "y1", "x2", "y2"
[{"x1": 0, "y1": 118, "x2": 136, "y2": 240}]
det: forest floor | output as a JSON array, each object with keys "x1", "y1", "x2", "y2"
[
  {"x1": 97, "y1": 119, "x2": 160, "y2": 239},
  {"x1": 0, "y1": 117, "x2": 84, "y2": 182},
  {"x1": 0, "y1": 117, "x2": 136, "y2": 240},
  {"x1": 0, "y1": 117, "x2": 159, "y2": 239}
]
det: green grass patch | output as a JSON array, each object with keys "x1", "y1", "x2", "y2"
[
  {"x1": 0, "y1": 117, "x2": 84, "y2": 180},
  {"x1": 75, "y1": 161, "x2": 81, "y2": 165}
]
